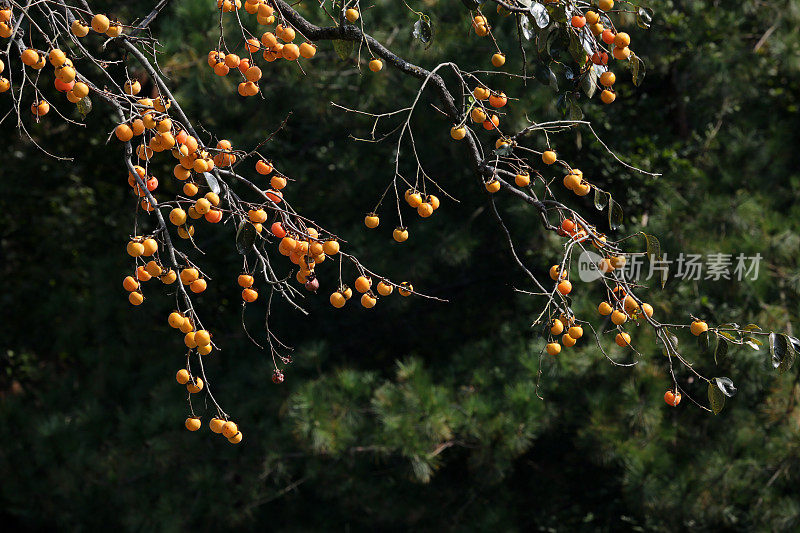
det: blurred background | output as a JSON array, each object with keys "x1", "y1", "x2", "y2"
[{"x1": 2, "y1": 0, "x2": 800, "y2": 530}]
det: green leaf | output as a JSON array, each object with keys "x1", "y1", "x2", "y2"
[
  {"x1": 548, "y1": 3, "x2": 567, "y2": 24},
  {"x1": 202, "y1": 172, "x2": 220, "y2": 195},
  {"x1": 581, "y1": 66, "x2": 598, "y2": 98},
  {"x1": 530, "y1": 2, "x2": 550, "y2": 28},
  {"x1": 413, "y1": 16, "x2": 433, "y2": 47},
  {"x1": 745, "y1": 338, "x2": 762, "y2": 350},
  {"x1": 608, "y1": 199, "x2": 623, "y2": 230},
  {"x1": 743, "y1": 323, "x2": 762, "y2": 332},
  {"x1": 568, "y1": 33, "x2": 586, "y2": 67},
  {"x1": 714, "y1": 337, "x2": 729, "y2": 365},
  {"x1": 493, "y1": 143, "x2": 514, "y2": 157},
  {"x1": 520, "y1": 15, "x2": 534, "y2": 40},
  {"x1": 714, "y1": 377, "x2": 737, "y2": 398},
  {"x1": 556, "y1": 93, "x2": 567, "y2": 116},
  {"x1": 698, "y1": 330, "x2": 711, "y2": 354},
  {"x1": 235, "y1": 221, "x2": 256, "y2": 255},
  {"x1": 567, "y1": 94, "x2": 582, "y2": 120},
  {"x1": 629, "y1": 53, "x2": 646, "y2": 87},
  {"x1": 594, "y1": 188, "x2": 609, "y2": 211},
  {"x1": 534, "y1": 63, "x2": 557, "y2": 89},
  {"x1": 769, "y1": 332, "x2": 792, "y2": 371},
  {"x1": 708, "y1": 382, "x2": 725, "y2": 414},
  {"x1": 643, "y1": 233, "x2": 661, "y2": 260},
  {"x1": 333, "y1": 40, "x2": 353, "y2": 60},
  {"x1": 537, "y1": 23, "x2": 556, "y2": 56},
  {"x1": 636, "y1": 7, "x2": 654, "y2": 29},
  {"x1": 76, "y1": 97, "x2": 92, "y2": 118}
]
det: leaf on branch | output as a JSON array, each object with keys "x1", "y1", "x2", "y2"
[
  {"x1": 698, "y1": 330, "x2": 711, "y2": 354},
  {"x1": 568, "y1": 33, "x2": 587, "y2": 67},
  {"x1": 788, "y1": 335, "x2": 800, "y2": 354},
  {"x1": 708, "y1": 382, "x2": 725, "y2": 414},
  {"x1": 579, "y1": 31, "x2": 595, "y2": 56},
  {"x1": 643, "y1": 233, "x2": 661, "y2": 260},
  {"x1": 534, "y1": 63, "x2": 557, "y2": 90},
  {"x1": 333, "y1": 40, "x2": 353, "y2": 60},
  {"x1": 460, "y1": 0, "x2": 482, "y2": 8},
  {"x1": 714, "y1": 336, "x2": 729, "y2": 365},
  {"x1": 630, "y1": 53, "x2": 646, "y2": 87},
  {"x1": 494, "y1": 143, "x2": 514, "y2": 156},
  {"x1": 76, "y1": 97, "x2": 92, "y2": 118},
  {"x1": 537, "y1": 23, "x2": 556, "y2": 57},
  {"x1": 236, "y1": 221, "x2": 256, "y2": 255},
  {"x1": 608, "y1": 198, "x2": 623, "y2": 230},
  {"x1": 745, "y1": 337, "x2": 761, "y2": 350},
  {"x1": 594, "y1": 188, "x2": 609, "y2": 211},
  {"x1": 714, "y1": 377, "x2": 737, "y2": 398},
  {"x1": 636, "y1": 7, "x2": 654, "y2": 29},
  {"x1": 566, "y1": 94, "x2": 582, "y2": 120},
  {"x1": 413, "y1": 16, "x2": 433, "y2": 47},
  {"x1": 530, "y1": 2, "x2": 550, "y2": 28},
  {"x1": 520, "y1": 15, "x2": 534, "y2": 40},
  {"x1": 547, "y1": 2, "x2": 567, "y2": 24},
  {"x1": 770, "y1": 332, "x2": 796, "y2": 373},
  {"x1": 581, "y1": 66, "x2": 597, "y2": 98},
  {"x1": 769, "y1": 332, "x2": 793, "y2": 371},
  {"x1": 203, "y1": 172, "x2": 220, "y2": 195}
]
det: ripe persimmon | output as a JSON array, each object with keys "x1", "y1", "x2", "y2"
[
  {"x1": 222, "y1": 421, "x2": 238, "y2": 438},
  {"x1": 361, "y1": 293, "x2": 377, "y2": 308},
  {"x1": 417, "y1": 203, "x2": 434, "y2": 218},
  {"x1": 600, "y1": 71, "x2": 616, "y2": 87},
  {"x1": 364, "y1": 213, "x2": 380, "y2": 228},
  {"x1": 690, "y1": 320, "x2": 709, "y2": 336},
  {"x1": 187, "y1": 377, "x2": 204, "y2": 393},
  {"x1": 190, "y1": 279, "x2": 207, "y2": 293},
  {"x1": 611, "y1": 310, "x2": 628, "y2": 325},
  {"x1": 489, "y1": 92, "x2": 507, "y2": 108},
  {"x1": 209, "y1": 417, "x2": 225, "y2": 433},
  {"x1": 248, "y1": 209, "x2": 268, "y2": 224},
  {"x1": 144, "y1": 260, "x2": 162, "y2": 277},
  {"x1": 354, "y1": 276, "x2": 372, "y2": 293},
  {"x1": 123, "y1": 276, "x2": 139, "y2": 292},
  {"x1": 176, "y1": 369, "x2": 190, "y2": 384},
  {"x1": 345, "y1": 8, "x2": 359, "y2": 22},
  {"x1": 664, "y1": 390, "x2": 682, "y2": 406},
  {"x1": 615, "y1": 332, "x2": 631, "y2": 347},
  {"x1": 546, "y1": 342, "x2": 561, "y2": 356},
  {"x1": 330, "y1": 291, "x2": 346, "y2": 308},
  {"x1": 393, "y1": 227, "x2": 409, "y2": 242},
  {"x1": 242, "y1": 288, "x2": 258, "y2": 302},
  {"x1": 128, "y1": 291, "x2": 144, "y2": 306},
  {"x1": 485, "y1": 179, "x2": 501, "y2": 193}
]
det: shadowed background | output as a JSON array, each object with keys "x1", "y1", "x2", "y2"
[{"x1": 1, "y1": 0, "x2": 799, "y2": 530}]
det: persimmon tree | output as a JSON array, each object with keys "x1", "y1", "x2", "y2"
[{"x1": 1, "y1": 0, "x2": 795, "y2": 444}]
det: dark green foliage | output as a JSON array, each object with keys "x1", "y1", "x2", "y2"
[{"x1": 1, "y1": 1, "x2": 800, "y2": 530}]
